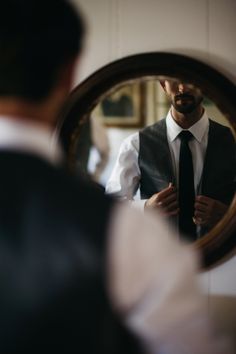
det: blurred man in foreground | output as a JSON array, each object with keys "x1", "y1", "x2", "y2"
[{"x1": 0, "y1": 1, "x2": 233, "y2": 353}]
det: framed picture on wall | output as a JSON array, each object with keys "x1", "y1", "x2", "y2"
[{"x1": 92, "y1": 81, "x2": 145, "y2": 128}]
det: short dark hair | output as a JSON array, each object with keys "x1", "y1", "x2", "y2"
[{"x1": 0, "y1": 0, "x2": 85, "y2": 101}]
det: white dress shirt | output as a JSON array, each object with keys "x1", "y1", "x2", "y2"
[
  {"x1": 0, "y1": 116, "x2": 63, "y2": 165},
  {"x1": 106, "y1": 109, "x2": 209, "y2": 209},
  {"x1": 0, "y1": 115, "x2": 232, "y2": 354}
]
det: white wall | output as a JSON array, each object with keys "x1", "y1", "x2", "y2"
[
  {"x1": 72, "y1": 0, "x2": 236, "y2": 84},
  {"x1": 71, "y1": 0, "x2": 236, "y2": 344}
]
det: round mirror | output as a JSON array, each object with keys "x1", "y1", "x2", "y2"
[{"x1": 57, "y1": 52, "x2": 236, "y2": 269}]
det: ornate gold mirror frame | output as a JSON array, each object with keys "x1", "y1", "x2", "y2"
[{"x1": 57, "y1": 52, "x2": 236, "y2": 269}]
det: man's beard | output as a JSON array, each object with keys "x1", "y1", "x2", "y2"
[{"x1": 172, "y1": 93, "x2": 203, "y2": 114}]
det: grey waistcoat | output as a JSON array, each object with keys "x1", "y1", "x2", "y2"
[{"x1": 139, "y1": 118, "x2": 236, "y2": 205}]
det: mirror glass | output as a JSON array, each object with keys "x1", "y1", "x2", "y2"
[
  {"x1": 58, "y1": 52, "x2": 236, "y2": 268},
  {"x1": 71, "y1": 76, "x2": 236, "y2": 241}
]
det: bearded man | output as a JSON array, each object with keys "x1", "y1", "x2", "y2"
[{"x1": 106, "y1": 80, "x2": 236, "y2": 239}]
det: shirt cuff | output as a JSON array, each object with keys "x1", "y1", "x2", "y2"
[{"x1": 129, "y1": 199, "x2": 147, "y2": 211}]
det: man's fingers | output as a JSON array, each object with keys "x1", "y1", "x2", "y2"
[
  {"x1": 193, "y1": 216, "x2": 207, "y2": 226},
  {"x1": 194, "y1": 201, "x2": 207, "y2": 212},
  {"x1": 145, "y1": 184, "x2": 176, "y2": 210},
  {"x1": 157, "y1": 184, "x2": 176, "y2": 199},
  {"x1": 196, "y1": 195, "x2": 215, "y2": 207},
  {"x1": 156, "y1": 192, "x2": 178, "y2": 207},
  {"x1": 194, "y1": 210, "x2": 205, "y2": 219},
  {"x1": 160, "y1": 202, "x2": 179, "y2": 216}
]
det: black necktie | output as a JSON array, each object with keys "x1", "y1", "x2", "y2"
[{"x1": 178, "y1": 131, "x2": 196, "y2": 240}]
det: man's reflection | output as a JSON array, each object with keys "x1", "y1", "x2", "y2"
[{"x1": 106, "y1": 80, "x2": 236, "y2": 240}]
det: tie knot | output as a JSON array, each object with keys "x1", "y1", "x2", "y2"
[{"x1": 179, "y1": 130, "x2": 193, "y2": 142}]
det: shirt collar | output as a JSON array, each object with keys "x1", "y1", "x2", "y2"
[
  {"x1": 166, "y1": 108, "x2": 209, "y2": 143},
  {"x1": 0, "y1": 116, "x2": 63, "y2": 165}
]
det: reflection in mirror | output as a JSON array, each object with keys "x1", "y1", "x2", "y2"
[
  {"x1": 73, "y1": 77, "x2": 236, "y2": 242},
  {"x1": 92, "y1": 81, "x2": 144, "y2": 127},
  {"x1": 58, "y1": 52, "x2": 236, "y2": 267}
]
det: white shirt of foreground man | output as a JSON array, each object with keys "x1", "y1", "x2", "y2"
[{"x1": 0, "y1": 117, "x2": 233, "y2": 354}]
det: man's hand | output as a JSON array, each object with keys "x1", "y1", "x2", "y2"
[
  {"x1": 193, "y1": 195, "x2": 228, "y2": 228},
  {"x1": 145, "y1": 183, "x2": 179, "y2": 216}
]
